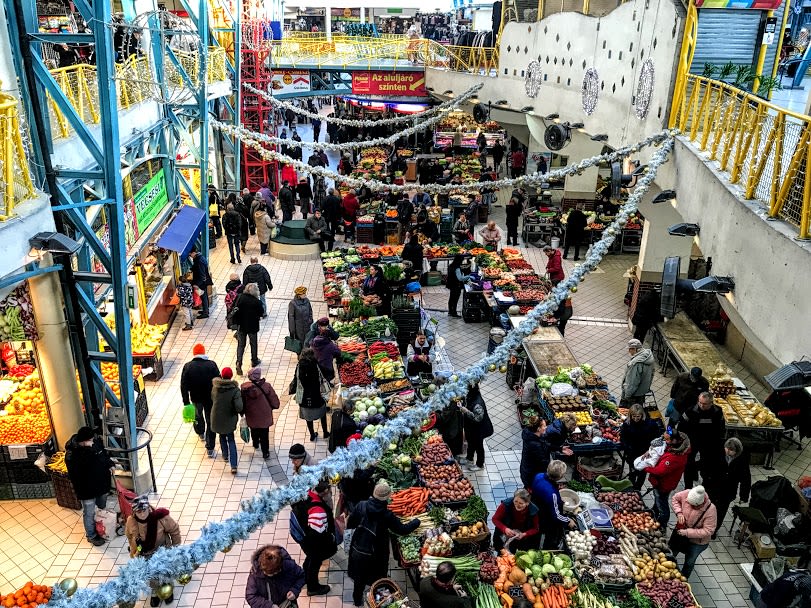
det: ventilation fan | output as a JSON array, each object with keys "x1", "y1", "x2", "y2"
[
  {"x1": 610, "y1": 160, "x2": 644, "y2": 199},
  {"x1": 544, "y1": 124, "x2": 571, "y2": 151},
  {"x1": 473, "y1": 103, "x2": 490, "y2": 123}
]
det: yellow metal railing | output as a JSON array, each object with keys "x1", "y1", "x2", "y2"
[
  {"x1": 0, "y1": 92, "x2": 35, "y2": 220},
  {"x1": 47, "y1": 48, "x2": 229, "y2": 141},
  {"x1": 671, "y1": 73, "x2": 811, "y2": 239},
  {"x1": 274, "y1": 34, "x2": 499, "y2": 75}
]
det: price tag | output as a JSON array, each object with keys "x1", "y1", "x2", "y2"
[
  {"x1": 667, "y1": 597, "x2": 685, "y2": 608},
  {"x1": 590, "y1": 556, "x2": 603, "y2": 568},
  {"x1": 579, "y1": 571, "x2": 595, "y2": 584},
  {"x1": 547, "y1": 572, "x2": 564, "y2": 585},
  {"x1": 7, "y1": 445, "x2": 28, "y2": 460}
]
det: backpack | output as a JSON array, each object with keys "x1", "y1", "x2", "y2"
[
  {"x1": 289, "y1": 504, "x2": 307, "y2": 544},
  {"x1": 349, "y1": 502, "x2": 378, "y2": 558},
  {"x1": 226, "y1": 294, "x2": 241, "y2": 330},
  {"x1": 224, "y1": 289, "x2": 239, "y2": 313}
]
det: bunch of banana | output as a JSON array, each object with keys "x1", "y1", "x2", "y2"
[
  {"x1": 131, "y1": 323, "x2": 167, "y2": 354},
  {"x1": 47, "y1": 451, "x2": 68, "y2": 473},
  {"x1": 373, "y1": 358, "x2": 404, "y2": 380}
]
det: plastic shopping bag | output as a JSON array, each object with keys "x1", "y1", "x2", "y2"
[
  {"x1": 95, "y1": 508, "x2": 118, "y2": 540},
  {"x1": 239, "y1": 417, "x2": 250, "y2": 444}
]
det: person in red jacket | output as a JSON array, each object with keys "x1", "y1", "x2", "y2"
[
  {"x1": 341, "y1": 189, "x2": 360, "y2": 243},
  {"x1": 543, "y1": 246, "x2": 565, "y2": 285},
  {"x1": 644, "y1": 431, "x2": 691, "y2": 529}
]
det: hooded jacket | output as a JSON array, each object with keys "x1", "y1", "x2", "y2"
[
  {"x1": 242, "y1": 264, "x2": 273, "y2": 295},
  {"x1": 253, "y1": 209, "x2": 274, "y2": 245},
  {"x1": 222, "y1": 208, "x2": 242, "y2": 236},
  {"x1": 311, "y1": 334, "x2": 340, "y2": 379},
  {"x1": 65, "y1": 435, "x2": 114, "y2": 500},
  {"x1": 622, "y1": 348, "x2": 654, "y2": 399},
  {"x1": 670, "y1": 371, "x2": 710, "y2": 413},
  {"x1": 288, "y1": 296, "x2": 313, "y2": 342},
  {"x1": 180, "y1": 355, "x2": 220, "y2": 405},
  {"x1": 671, "y1": 490, "x2": 718, "y2": 545},
  {"x1": 520, "y1": 427, "x2": 551, "y2": 487},
  {"x1": 545, "y1": 249, "x2": 564, "y2": 282},
  {"x1": 644, "y1": 433, "x2": 691, "y2": 493},
  {"x1": 240, "y1": 369, "x2": 280, "y2": 428},
  {"x1": 245, "y1": 546, "x2": 305, "y2": 608},
  {"x1": 620, "y1": 416, "x2": 661, "y2": 460},
  {"x1": 210, "y1": 377, "x2": 244, "y2": 435}
]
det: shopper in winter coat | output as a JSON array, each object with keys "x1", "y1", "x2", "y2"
[
  {"x1": 459, "y1": 383, "x2": 493, "y2": 471},
  {"x1": 65, "y1": 426, "x2": 115, "y2": 546},
  {"x1": 296, "y1": 178, "x2": 313, "y2": 219},
  {"x1": 253, "y1": 205, "x2": 275, "y2": 255},
  {"x1": 245, "y1": 545, "x2": 305, "y2": 608},
  {"x1": 242, "y1": 257, "x2": 273, "y2": 316},
  {"x1": 543, "y1": 245, "x2": 565, "y2": 285},
  {"x1": 189, "y1": 247, "x2": 212, "y2": 318},
  {"x1": 563, "y1": 205, "x2": 588, "y2": 260},
  {"x1": 232, "y1": 283, "x2": 264, "y2": 376},
  {"x1": 669, "y1": 367, "x2": 710, "y2": 425},
  {"x1": 531, "y1": 460, "x2": 576, "y2": 549},
  {"x1": 701, "y1": 437, "x2": 751, "y2": 538},
  {"x1": 236, "y1": 194, "x2": 252, "y2": 247},
  {"x1": 180, "y1": 343, "x2": 221, "y2": 452},
  {"x1": 505, "y1": 196, "x2": 522, "y2": 246},
  {"x1": 294, "y1": 348, "x2": 330, "y2": 441},
  {"x1": 304, "y1": 209, "x2": 333, "y2": 252},
  {"x1": 347, "y1": 483, "x2": 420, "y2": 606},
  {"x1": 621, "y1": 338, "x2": 654, "y2": 405},
  {"x1": 328, "y1": 400, "x2": 358, "y2": 454},
  {"x1": 401, "y1": 234, "x2": 424, "y2": 276},
  {"x1": 290, "y1": 480, "x2": 336, "y2": 595},
  {"x1": 621, "y1": 404, "x2": 661, "y2": 490},
  {"x1": 279, "y1": 181, "x2": 295, "y2": 222},
  {"x1": 479, "y1": 220, "x2": 502, "y2": 249},
  {"x1": 240, "y1": 366, "x2": 280, "y2": 459},
  {"x1": 304, "y1": 317, "x2": 338, "y2": 348},
  {"x1": 321, "y1": 188, "x2": 341, "y2": 236},
  {"x1": 679, "y1": 391, "x2": 726, "y2": 488},
  {"x1": 544, "y1": 414, "x2": 576, "y2": 457},
  {"x1": 519, "y1": 417, "x2": 551, "y2": 488},
  {"x1": 288, "y1": 286, "x2": 313, "y2": 344},
  {"x1": 436, "y1": 399, "x2": 464, "y2": 457},
  {"x1": 644, "y1": 431, "x2": 691, "y2": 529},
  {"x1": 670, "y1": 486, "x2": 718, "y2": 578},
  {"x1": 222, "y1": 203, "x2": 243, "y2": 264},
  {"x1": 491, "y1": 488, "x2": 541, "y2": 552},
  {"x1": 311, "y1": 333, "x2": 340, "y2": 382},
  {"x1": 446, "y1": 254, "x2": 472, "y2": 317},
  {"x1": 125, "y1": 495, "x2": 182, "y2": 606},
  {"x1": 631, "y1": 288, "x2": 662, "y2": 343},
  {"x1": 211, "y1": 367, "x2": 244, "y2": 473}
]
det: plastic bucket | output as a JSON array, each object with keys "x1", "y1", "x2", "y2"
[{"x1": 551, "y1": 236, "x2": 561, "y2": 249}]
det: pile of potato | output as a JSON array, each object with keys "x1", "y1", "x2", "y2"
[
  {"x1": 612, "y1": 511, "x2": 659, "y2": 532},
  {"x1": 630, "y1": 553, "x2": 686, "y2": 582},
  {"x1": 596, "y1": 490, "x2": 646, "y2": 512},
  {"x1": 424, "y1": 477, "x2": 474, "y2": 503},
  {"x1": 451, "y1": 521, "x2": 486, "y2": 541}
]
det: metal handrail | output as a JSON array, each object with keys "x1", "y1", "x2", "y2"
[
  {"x1": 0, "y1": 92, "x2": 36, "y2": 221},
  {"x1": 105, "y1": 426, "x2": 157, "y2": 494},
  {"x1": 671, "y1": 73, "x2": 811, "y2": 240}
]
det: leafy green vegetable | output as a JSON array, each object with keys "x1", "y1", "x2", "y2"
[
  {"x1": 458, "y1": 495, "x2": 487, "y2": 523},
  {"x1": 565, "y1": 479, "x2": 593, "y2": 493},
  {"x1": 428, "y1": 506, "x2": 447, "y2": 526}
]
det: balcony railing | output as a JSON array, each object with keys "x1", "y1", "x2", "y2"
[
  {"x1": 672, "y1": 73, "x2": 811, "y2": 239},
  {"x1": 0, "y1": 92, "x2": 36, "y2": 221},
  {"x1": 47, "y1": 48, "x2": 229, "y2": 141}
]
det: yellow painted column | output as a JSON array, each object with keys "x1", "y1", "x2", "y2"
[
  {"x1": 28, "y1": 253, "x2": 84, "y2": 450},
  {"x1": 769, "y1": 0, "x2": 792, "y2": 100},
  {"x1": 753, "y1": 10, "x2": 775, "y2": 95}
]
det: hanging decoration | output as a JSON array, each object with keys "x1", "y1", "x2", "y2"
[
  {"x1": 213, "y1": 120, "x2": 671, "y2": 195},
  {"x1": 634, "y1": 59, "x2": 655, "y2": 119},
  {"x1": 44, "y1": 133, "x2": 675, "y2": 608},
  {"x1": 245, "y1": 81, "x2": 484, "y2": 128},
  {"x1": 581, "y1": 68, "x2": 600, "y2": 116},
  {"x1": 525, "y1": 60, "x2": 543, "y2": 98}
]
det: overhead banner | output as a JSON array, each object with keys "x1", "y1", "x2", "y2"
[
  {"x1": 695, "y1": 0, "x2": 782, "y2": 8},
  {"x1": 270, "y1": 70, "x2": 311, "y2": 95},
  {"x1": 351, "y1": 71, "x2": 427, "y2": 97}
]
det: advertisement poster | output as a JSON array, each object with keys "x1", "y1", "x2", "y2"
[
  {"x1": 270, "y1": 70, "x2": 311, "y2": 95},
  {"x1": 351, "y1": 71, "x2": 427, "y2": 97},
  {"x1": 124, "y1": 168, "x2": 169, "y2": 251}
]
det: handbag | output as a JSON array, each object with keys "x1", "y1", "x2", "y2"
[
  {"x1": 284, "y1": 336, "x2": 302, "y2": 354},
  {"x1": 317, "y1": 367, "x2": 332, "y2": 402},
  {"x1": 239, "y1": 417, "x2": 250, "y2": 444},
  {"x1": 668, "y1": 503, "x2": 711, "y2": 555},
  {"x1": 227, "y1": 295, "x2": 241, "y2": 331},
  {"x1": 192, "y1": 287, "x2": 203, "y2": 308},
  {"x1": 288, "y1": 374, "x2": 297, "y2": 395}
]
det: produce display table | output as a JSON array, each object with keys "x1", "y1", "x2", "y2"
[{"x1": 523, "y1": 337, "x2": 579, "y2": 376}]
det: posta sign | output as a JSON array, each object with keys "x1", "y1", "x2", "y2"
[{"x1": 351, "y1": 71, "x2": 427, "y2": 97}]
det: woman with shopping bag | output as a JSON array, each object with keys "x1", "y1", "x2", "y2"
[
  {"x1": 240, "y1": 365, "x2": 280, "y2": 459},
  {"x1": 669, "y1": 486, "x2": 717, "y2": 578}
]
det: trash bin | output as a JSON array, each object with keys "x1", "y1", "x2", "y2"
[
  {"x1": 487, "y1": 327, "x2": 506, "y2": 354},
  {"x1": 551, "y1": 236, "x2": 560, "y2": 249}
]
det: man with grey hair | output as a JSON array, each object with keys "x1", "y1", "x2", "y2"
[
  {"x1": 242, "y1": 257, "x2": 273, "y2": 317},
  {"x1": 620, "y1": 338, "x2": 654, "y2": 406},
  {"x1": 232, "y1": 282, "x2": 264, "y2": 376}
]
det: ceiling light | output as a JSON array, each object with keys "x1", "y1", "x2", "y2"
[
  {"x1": 591, "y1": 134, "x2": 608, "y2": 141},
  {"x1": 544, "y1": 113, "x2": 559, "y2": 120},
  {"x1": 443, "y1": 89, "x2": 453, "y2": 95},
  {"x1": 652, "y1": 189, "x2": 677, "y2": 204},
  {"x1": 28, "y1": 232, "x2": 81, "y2": 256},
  {"x1": 495, "y1": 99, "x2": 508, "y2": 105},
  {"x1": 569, "y1": 122, "x2": 584, "y2": 129},
  {"x1": 631, "y1": 164, "x2": 648, "y2": 176},
  {"x1": 521, "y1": 106, "x2": 534, "y2": 113}
]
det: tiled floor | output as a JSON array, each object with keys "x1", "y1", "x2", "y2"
[{"x1": 0, "y1": 119, "x2": 807, "y2": 607}]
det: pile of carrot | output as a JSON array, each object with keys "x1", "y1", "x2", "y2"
[
  {"x1": 338, "y1": 340, "x2": 366, "y2": 354},
  {"x1": 388, "y1": 487, "x2": 429, "y2": 516},
  {"x1": 535, "y1": 584, "x2": 576, "y2": 608}
]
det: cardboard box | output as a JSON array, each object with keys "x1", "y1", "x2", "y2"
[
  {"x1": 751, "y1": 534, "x2": 776, "y2": 559},
  {"x1": 795, "y1": 485, "x2": 810, "y2": 516}
]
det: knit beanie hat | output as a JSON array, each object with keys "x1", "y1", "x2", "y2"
[
  {"x1": 248, "y1": 366, "x2": 262, "y2": 381},
  {"x1": 373, "y1": 482, "x2": 392, "y2": 501},
  {"x1": 221, "y1": 367, "x2": 233, "y2": 380},
  {"x1": 192, "y1": 343, "x2": 206, "y2": 356},
  {"x1": 687, "y1": 485, "x2": 706, "y2": 506},
  {"x1": 76, "y1": 426, "x2": 95, "y2": 442},
  {"x1": 294, "y1": 286, "x2": 307, "y2": 296},
  {"x1": 288, "y1": 444, "x2": 307, "y2": 460}
]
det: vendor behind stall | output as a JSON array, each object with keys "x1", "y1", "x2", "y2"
[
  {"x1": 479, "y1": 220, "x2": 502, "y2": 249},
  {"x1": 492, "y1": 488, "x2": 541, "y2": 552},
  {"x1": 453, "y1": 213, "x2": 472, "y2": 244},
  {"x1": 406, "y1": 331, "x2": 433, "y2": 377}
]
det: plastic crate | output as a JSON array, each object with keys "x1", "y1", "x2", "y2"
[
  {"x1": 0, "y1": 436, "x2": 55, "y2": 464},
  {"x1": 50, "y1": 470, "x2": 82, "y2": 510},
  {"x1": 7, "y1": 462, "x2": 51, "y2": 484},
  {"x1": 135, "y1": 390, "x2": 149, "y2": 426},
  {"x1": 0, "y1": 483, "x2": 12, "y2": 500},
  {"x1": 132, "y1": 354, "x2": 164, "y2": 381},
  {"x1": 12, "y1": 481, "x2": 54, "y2": 499}
]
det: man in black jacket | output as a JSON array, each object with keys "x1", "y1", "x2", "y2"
[
  {"x1": 189, "y1": 247, "x2": 212, "y2": 318},
  {"x1": 279, "y1": 180, "x2": 295, "y2": 222},
  {"x1": 241, "y1": 188, "x2": 256, "y2": 236},
  {"x1": 222, "y1": 203, "x2": 243, "y2": 264},
  {"x1": 668, "y1": 367, "x2": 709, "y2": 425},
  {"x1": 291, "y1": 480, "x2": 336, "y2": 595},
  {"x1": 65, "y1": 426, "x2": 115, "y2": 546},
  {"x1": 679, "y1": 391, "x2": 726, "y2": 488},
  {"x1": 180, "y1": 343, "x2": 220, "y2": 456},
  {"x1": 321, "y1": 188, "x2": 341, "y2": 236},
  {"x1": 418, "y1": 561, "x2": 472, "y2": 608},
  {"x1": 242, "y1": 257, "x2": 273, "y2": 317},
  {"x1": 233, "y1": 283, "x2": 264, "y2": 376},
  {"x1": 563, "y1": 205, "x2": 588, "y2": 260}
]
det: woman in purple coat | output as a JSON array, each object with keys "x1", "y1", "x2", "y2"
[
  {"x1": 246, "y1": 545, "x2": 305, "y2": 608},
  {"x1": 240, "y1": 366, "x2": 280, "y2": 459},
  {"x1": 311, "y1": 333, "x2": 341, "y2": 382}
]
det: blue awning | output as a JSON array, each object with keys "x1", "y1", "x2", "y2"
[{"x1": 157, "y1": 205, "x2": 206, "y2": 259}]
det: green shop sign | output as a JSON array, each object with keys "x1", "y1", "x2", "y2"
[{"x1": 124, "y1": 168, "x2": 169, "y2": 250}]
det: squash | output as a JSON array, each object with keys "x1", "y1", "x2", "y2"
[{"x1": 509, "y1": 567, "x2": 528, "y2": 584}]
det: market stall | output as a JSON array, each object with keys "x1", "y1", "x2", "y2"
[{"x1": 433, "y1": 111, "x2": 506, "y2": 150}]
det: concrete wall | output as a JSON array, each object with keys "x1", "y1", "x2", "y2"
[{"x1": 654, "y1": 137, "x2": 811, "y2": 367}]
